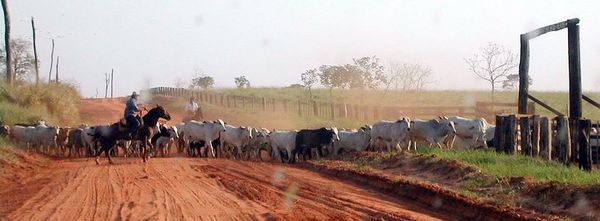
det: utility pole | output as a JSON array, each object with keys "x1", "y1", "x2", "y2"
[
  {"x1": 110, "y1": 69, "x2": 114, "y2": 98},
  {"x1": 54, "y1": 56, "x2": 59, "y2": 82},
  {"x1": 48, "y1": 39, "x2": 54, "y2": 82},
  {"x1": 1, "y1": 0, "x2": 12, "y2": 84},
  {"x1": 31, "y1": 17, "x2": 39, "y2": 84}
]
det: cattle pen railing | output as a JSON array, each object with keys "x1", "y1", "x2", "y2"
[
  {"x1": 494, "y1": 114, "x2": 600, "y2": 170},
  {"x1": 144, "y1": 87, "x2": 533, "y2": 122}
]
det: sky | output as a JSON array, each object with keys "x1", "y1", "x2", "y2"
[{"x1": 4, "y1": 0, "x2": 600, "y2": 97}]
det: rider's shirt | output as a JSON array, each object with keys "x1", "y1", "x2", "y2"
[
  {"x1": 124, "y1": 97, "x2": 140, "y2": 118},
  {"x1": 185, "y1": 102, "x2": 199, "y2": 113}
]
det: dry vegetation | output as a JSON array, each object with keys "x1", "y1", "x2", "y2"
[{"x1": 0, "y1": 82, "x2": 81, "y2": 126}]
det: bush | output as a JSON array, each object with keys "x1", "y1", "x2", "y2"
[{"x1": 0, "y1": 81, "x2": 81, "y2": 125}]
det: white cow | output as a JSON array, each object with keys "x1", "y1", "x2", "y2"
[
  {"x1": 409, "y1": 117, "x2": 456, "y2": 150},
  {"x1": 246, "y1": 128, "x2": 271, "y2": 160},
  {"x1": 268, "y1": 130, "x2": 297, "y2": 163},
  {"x1": 183, "y1": 120, "x2": 226, "y2": 158},
  {"x1": 447, "y1": 116, "x2": 488, "y2": 148},
  {"x1": 333, "y1": 126, "x2": 371, "y2": 155},
  {"x1": 32, "y1": 124, "x2": 60, "y2": 152},
  {"x1": 370, "y1": 118, "x2": 411, "y2": 152},
  {"x1": 219, "y1": 125, "x2": 252, "y2": 158}
]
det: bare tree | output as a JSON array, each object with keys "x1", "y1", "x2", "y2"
[
  {"x1": 0, "y1": 39, "x2": 35, "y2": 81},
  {"x1": 104, "y1": 73, "x2": 110, "y2": 98},
  {"x1": 1, "y1": 0, "x2": 12, "y2": 84},
  {"x1": 465, "y1": 42, "x2": 518, "y2": 102},
  {"x1": 386, "y1": 62, "x2": 433, "y2": 92},
  {"x1": 300, "y1": 68, "x2": 318, "y2": 99}
]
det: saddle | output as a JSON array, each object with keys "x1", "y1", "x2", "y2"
[{"x1": 118, "y1": 115, "x2": 144, "y2": 133}]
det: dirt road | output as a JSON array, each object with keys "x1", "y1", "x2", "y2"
[{"x1": 3, "y1": 157, "x2": 456, "y2": 220}]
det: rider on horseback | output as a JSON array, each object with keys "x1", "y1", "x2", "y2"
[
  {"x1": 184, "y1": 97, "x2": 203, "y2": 121},
  {"x1": 124, "y1": 91, "x2": 146, "y2": 139}
]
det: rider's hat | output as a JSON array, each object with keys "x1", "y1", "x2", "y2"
[{"x1": 131, "y1": 91, "x2": 139, "y2": 98}]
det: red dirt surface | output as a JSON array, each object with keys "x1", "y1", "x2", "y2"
[{"x1": 2, "y1": 158, "x2": 457, "y2": 220}]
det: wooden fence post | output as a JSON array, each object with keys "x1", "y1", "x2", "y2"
[
  {"x1": 283, "y1": 100, "x2": 288, "y2": 113},
  {"x1": 272, "y1": 98, "x2": 276, "y2": 112},
  {"x1": 262, "y1": 97, "x2": 267, "y2": 111},
  {"x1": 505, "y1": 115, "x2": 517, "y2": 154},
  {"x1": 520, "y1": 116, "x2": 532, "y2": 156},
  {"x1": 354, "y1": 105, "x2": 360, "y2": 120},
  {"x1": 579, "y1": 119, "x2": 592, "y2": 171},
  {"x1": 251, "y1": 96, "x2": 255, "y2": 110},
  {"x1": 241, "y1": 97, "x2": 245, "y2": 109},
  {"x1": 539, "y1": 116, "x2": 552, "y2": 160},
  {"x1": 494, "y1": 115, "x2": 504, "y2": 153},
  {"x1": 233, "y1": 96, "x2": 238, "y2": 108},
  {"x1": 297, "y1": 100, "x2": 302, "y2": 117},
  {"x1": 531, "y1": 115, "x2": 541, "y2": 157},
  {"x1": 220, "y1": 95, "x2": 224, "y2": 107},
  {"x1": 330, "y1": 103, "x2": 335, "y2": 120},
  {"x1": 555, "y1": 116, "x2": 571, "y2": 164},
  {"x1": 312, "y1": 100, "x2": 318, "y2": 116},
  {"x1": 569, "y1": 118, "x2": 580, "y2": 164}
]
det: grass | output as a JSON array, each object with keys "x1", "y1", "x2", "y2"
[
  {"x1": 0, "y1": 81, "x2": 81, "y2": 125},
  {"x1": 214, "y1": 88, "x2": 600, "y2": 120},
  {"x1": 415, "y1": 147, "x2": 600, "y2": 185}
]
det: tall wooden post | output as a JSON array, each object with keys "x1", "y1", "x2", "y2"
[
  {"x1": 518, "y1": 35, "x2": 530, "y2": 114},
  {"x1": 567, "y1": 20, "x2": 582, "y2": 119},
  {"x1": 55, "y1": 56, "x2": 59, "y2": 82},
  {"x1": 48, "y1": 39, "x2": 54, "y2": 82},
  {"x1": 1, "y1": 0, "x2": 12, "y2": 84},
  {"x1": 31, "y1": 17, "x2": 39, "y2": 84},
  {"x1": 110, "y1": 69, "x2": 114, "y2": 98}
]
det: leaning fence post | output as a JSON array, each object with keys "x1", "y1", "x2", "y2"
[
  {"x1": 579, "y1": 119, "x2": 592, "y2": 171},
  {"x1": 520, "y1": 116, "x2": 532, "y2": 156},
  {"x1": 539, "y1": 116, "x2": 552, "y2": 160}
]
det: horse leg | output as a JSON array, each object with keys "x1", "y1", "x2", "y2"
[{"x1": 106, "y1": 145, "x2": 114, "y2": 164}]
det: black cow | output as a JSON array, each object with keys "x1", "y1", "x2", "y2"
[
  {"x1": 188, "y1": 138, "x2": 220, "y2": 157},
  {"x1": 292, "y1": 127, "x2": 339, "y2": 163}
]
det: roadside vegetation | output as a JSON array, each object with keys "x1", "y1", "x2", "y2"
[
  {"x1": 0, "y1": 81, "x2": 81, "y2": 126},
  {"x1": 415, "y1": 147, "x2": 600, "y2": 185}
]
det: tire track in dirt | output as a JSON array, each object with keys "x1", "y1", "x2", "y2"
[{"x1": 4, "y1": 158, "x2": 456, "y2": 220}]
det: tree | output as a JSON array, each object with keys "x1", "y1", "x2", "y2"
[
  {"x1": 190, "y1": 75, "x2": 214, "y2": 89},
  {"x1": 0, "y1": 38, "x2": 35, "y2": 81},
  {"x1": 386, "y1": 62, "x2": 433, "y2": 91},
  {"x1": 234, "y1": 75, "x2": 250, "y2": 88},
  {"x1": 465, "y1": 42, "x2": 518, "y2": 102},
  {"x1": 352, "y1": 56, "x2": 386, "y2": 89},
  {"x1": 300, "y1": 68, "x2": 318, "y2": 98},
  {"x1": 318, "y1": 65, "x2": 347, "y2": 97}
]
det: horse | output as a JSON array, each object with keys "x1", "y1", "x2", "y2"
[{"x1": 93, "y1": 105, "x2": 171, "y2": 164}]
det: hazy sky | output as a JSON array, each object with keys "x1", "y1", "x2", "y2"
[{"x1": 6, "y1": 0, "x2": 600, "y2": 97}]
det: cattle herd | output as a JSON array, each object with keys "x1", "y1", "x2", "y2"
[{"x1": 0, "y1": 115, "x2": 496, "y2": 164}]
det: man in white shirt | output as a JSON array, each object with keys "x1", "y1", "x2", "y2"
[{"x1": 185, "y1": 97, "x2": 203, "y2": 120}]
